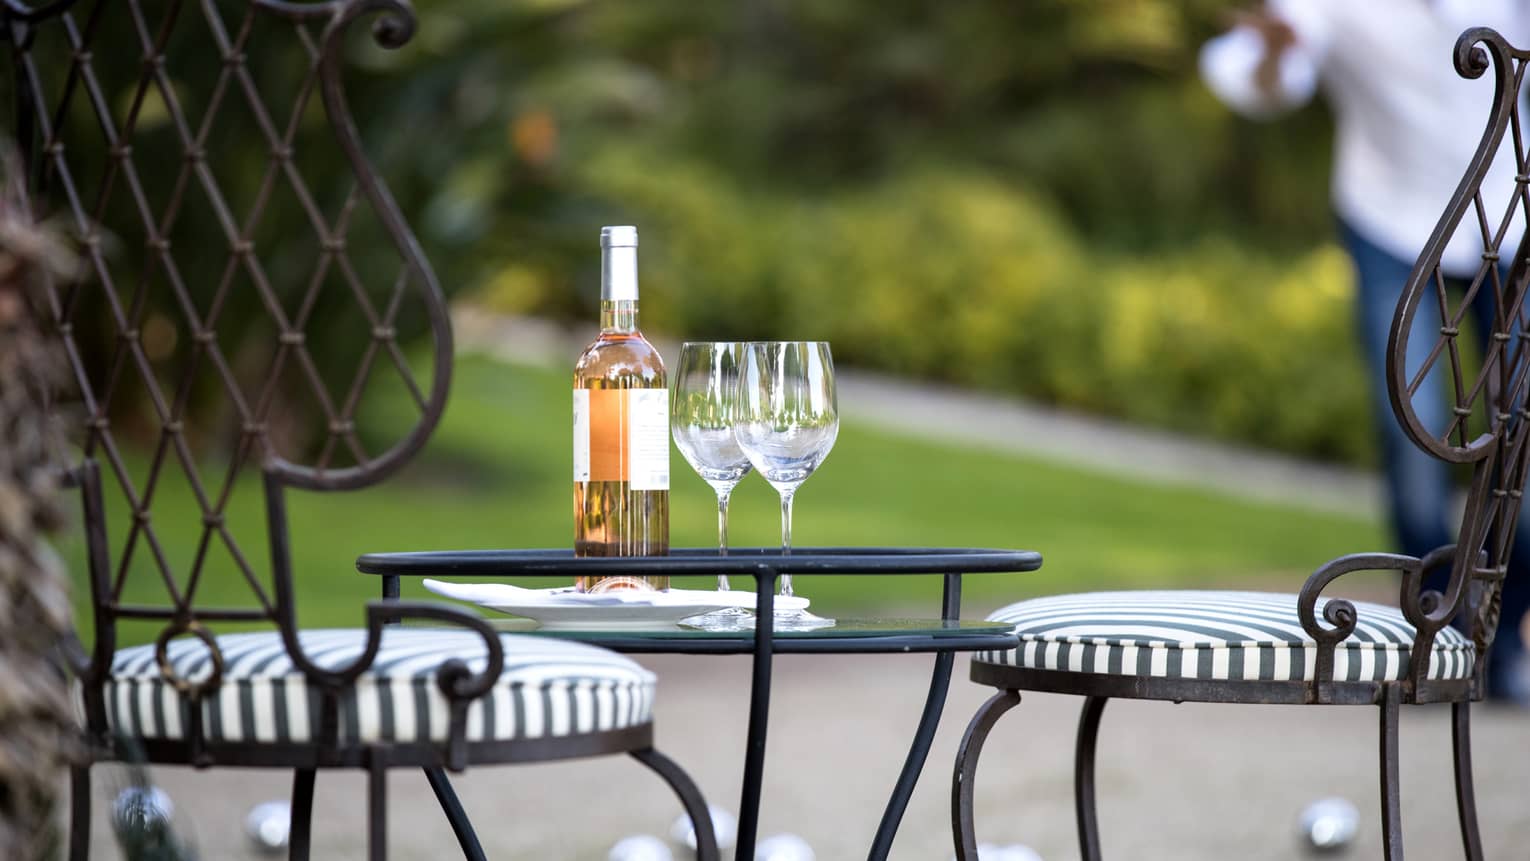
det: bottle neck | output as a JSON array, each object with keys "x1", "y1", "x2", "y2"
[
  {"x1": 600, "y1": 241, "x2": 640, "y2": 334},
  {"x1": 600, "y1": 299, "x2": 639, "y2": 334}
]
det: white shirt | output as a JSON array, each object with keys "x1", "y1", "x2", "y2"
[{"x1": 1200, "y1": 0, "x2": 1530, "y2": 276}]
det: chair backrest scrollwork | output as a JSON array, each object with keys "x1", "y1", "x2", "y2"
[
  {"x1": 1392, "y1": 27, "x2": 1530, "y2": 692},
  {"x1": 2, "y1": 0, "x2": 451, "y2": 720}
]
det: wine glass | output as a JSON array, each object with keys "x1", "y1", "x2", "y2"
[
  {"x1": 672, "y1": 342, "x2": 754, "y2": 628},
  {"x1": 734, "y1": 341, "x2": 838, "y2": 627}
]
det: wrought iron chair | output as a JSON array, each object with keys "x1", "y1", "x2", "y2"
[
  {"x1": 0, "y1": 0, "x2": 717, "y2": 858},
  {"x1": 952, "y1": 27, "x2": 1530, "y2": 861}
]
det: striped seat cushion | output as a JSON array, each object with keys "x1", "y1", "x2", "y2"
[
  {"x1": 974, "y1": 591, "x2": 1475, "y2": 682},
  {"x1": 96, "y1": 628, "x2": 656, "y2": 745}
]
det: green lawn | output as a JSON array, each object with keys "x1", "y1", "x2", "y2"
[{"x1": 67, "y1": 352, "x2": 1385, "y2": 642}]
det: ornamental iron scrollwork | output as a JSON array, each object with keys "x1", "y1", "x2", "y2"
[
  {"x1": 3, "y1": 0, "x2": 465, "y2": 749},
  {"x1": 1301, "y1": 27, "x2": 1530, "y2": 702}
]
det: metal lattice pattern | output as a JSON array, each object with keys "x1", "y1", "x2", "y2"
[
  {"x1": 2, "y1": 0, "x2": 450, "y2": 635},
  {"x1": 2, "y1": 12, "x2": 724, "y2": 853},
  {"x1": 1391, "y1": 28, "x2": 1530, "y2": 669}
]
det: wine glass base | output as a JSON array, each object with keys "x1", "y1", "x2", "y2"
[
  {"x1": 685, "y1": 610, "x2": 836, "y2": 632},
  {"x1": 679, "y1": 606, "x2": 755, "y2": 631},
  {"x1": 766, "y1": 608, "x2": 837, "y2": 632}
]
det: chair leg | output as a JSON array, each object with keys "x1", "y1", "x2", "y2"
[
  {"x1": 951, "y1": 690, "x2": 1022, "y2": 861},
  {"x1": 289, "y1": 768, "x2": 315, "y2": 861},
  {"x1": 1452, "y1": 701, "x2": 1484, "y2": 861},
  {"x1": 423, "y1": 767, "x2": 487, "y2": 861},
  {"x1": 630, "y1": 747, "x2": 719, "y2": 861},
  {"x1": 368, "y1": 760, "x2": 387, "y2": 861},
  {"x1": 69, "y1": 764, "x2": 90, "y2": 861},
  {"x1": 1379, "y1": 685, "x2": 1403, "y2": 860},
  {"x1": 1075, "y1": 696, "x2": 1108, "y2": 861}
]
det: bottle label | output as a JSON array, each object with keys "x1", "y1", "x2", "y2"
[
  {"x1": 625, "y1": 388, "x2": 670, "y2": 490},
  {"x1": 574, "y1": 388, "x2": 670, "y2": 490}
]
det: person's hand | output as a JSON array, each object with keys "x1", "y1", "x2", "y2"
[
  {"x1": 1227, "y1": 7, "x2": 1297, "y2": 99},
  {"x1": 1229, "y1": 8, "x2": 1297, "y2": 49}
]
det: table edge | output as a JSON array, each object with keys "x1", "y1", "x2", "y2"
[{"x1": 356, "y1": 546, "x2": 1043, "y2": 577}]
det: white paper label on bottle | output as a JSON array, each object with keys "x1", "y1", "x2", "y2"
[
  {"x1": 628, "y1": 388, "x2": 670, "y2": 491},
  {"x1": 573, "y1": 388, "x2": 590, "y2": 482}
]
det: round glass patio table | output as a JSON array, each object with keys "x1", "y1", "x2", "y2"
[{"x1": 356, "y1": 546, "x2": 1041, "y2": 860}]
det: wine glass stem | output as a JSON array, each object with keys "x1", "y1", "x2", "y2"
[
  {"x1": 779, "y1": 487, "x2": 796, "y2": 598},
  {"x1": 715, "y1": 487, "x2": 732, "y2": 592}
]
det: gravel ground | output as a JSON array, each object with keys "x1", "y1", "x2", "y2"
[{"x1": 86, "y1": 651, "x2": 1530, "y2": 860}]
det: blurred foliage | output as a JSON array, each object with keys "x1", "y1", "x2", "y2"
[
  {"x1": 8, "y1": 0, "x2": 1368, "y2": 461},
  {"x1": 389, "y1": 0, "x2": 1335, "y2": 268},
  {"x1": 375, "y1": 0, "x2": 1360, "y2": 460},
  {"x1": 574, "y1": 153, "x2": 1369, "y2": 461}
]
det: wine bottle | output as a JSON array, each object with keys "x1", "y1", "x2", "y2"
[{"x1": 573, "y1": 226, "x2": 670, "y2": 591}]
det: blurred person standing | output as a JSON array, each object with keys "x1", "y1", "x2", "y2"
[{"x1": 1201, "y1": 1, "x2": 1530, "y2": 703}]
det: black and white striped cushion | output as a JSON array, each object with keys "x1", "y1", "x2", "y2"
[
  {"x1": 974, "y1": 591, "x2": 1475, "y2": 682},
  {"x1": 96, "y1": 628, "x2": 656, "y2": 745}
]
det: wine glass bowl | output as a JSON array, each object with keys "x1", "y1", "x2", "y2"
[
  {"x1": 731, "y1": 421, "x2": 838, "y2": 488},
  {"x1": 734, "y1": 344, "x2": 838, "y2": 487},
  {"x1": 671, "y1": 421, "x2": 751, "y2": 487},
  {"x1": 671, "y1": 344, "x2": 753, "y2": 490}
]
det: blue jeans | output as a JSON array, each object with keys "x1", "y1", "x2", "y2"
[{"x1": 1342, "y1": 219, "x2": 1530, "y2": 696}]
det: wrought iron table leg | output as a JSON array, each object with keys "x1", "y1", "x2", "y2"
[
  {"x1": 1452, "y1": 701, "x2": 1484, "y2": 861},
  {"x1": 368, "y1": 757, "x2": 388, "y2": 861},
  {"x1": 869, "y1": 571, "x2": 967, "y2": 860},
  {"x1": 424, "y1": 767, "x2": 486, "y2": 861},
  {"x1": 736, "y1": 570, "x2": 777, "y2": 861},
  {"x1": 868, "y1": 651, "x2": 955, "y2": 860},
  {"x1": 951, "y1": 690, "x2": 1022, "y2": 861},
  {"x1": 1075, "y1": 696, "x2": 1108, "y2": 861},
  {"x1": 69, "y1": 764, "x2": 90, "y2": 861},
  {"x1": 632, "y1": 747, "x2": 720, "y2": 860},
  {"x1": 1379, "y1": 685, "x2": 1403, "y2": 861},
  {"x1": 290, "y1": 768, "x2": 315, "y2": 861}
]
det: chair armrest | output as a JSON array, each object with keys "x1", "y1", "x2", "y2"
[
  {"x1": 1297, "y1": 546, "x2": 1459, "y2": 702},
  {"x1": 282, "y1": 599, "x2": 505, "y2": 769},
  {"x1": 365, "y1": 600, "x2": 506, "y2": 700},
  {"x1": 1297, "y1": 552, "x2": 1421, "y2": 645},
  {"x1": 284, "y1": 598, "x2": 504, "y2": 694}
]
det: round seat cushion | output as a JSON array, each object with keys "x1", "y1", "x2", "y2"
[
  {"x1": 96, "y1": 628, "x2": 656, "y2": 745},
  {"x1": 974, "y1": 591, "x2": 1475, "y2": 683}
]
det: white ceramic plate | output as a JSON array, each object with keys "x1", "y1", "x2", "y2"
[
  {"x1": 422, "y1": 579, "x2": 808, "y2": 630},
  {"x1": 476, "y1": 601, "x2": 735, "y2": 630}
]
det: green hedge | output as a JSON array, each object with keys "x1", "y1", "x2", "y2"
[{"x1": 479, "y1": 149, "x2": 1373, "y2": 464}]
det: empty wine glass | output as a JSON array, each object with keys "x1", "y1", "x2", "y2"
[
  {"x1": 672, "y1": 342, "x2": 754, "y2": 628},
  {"x1": 735, "y1": 341, "x2": 838, "y2": 627}
]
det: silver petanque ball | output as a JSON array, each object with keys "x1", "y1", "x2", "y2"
[
  {"x1": 111, "y1": 785, "x2": 175, "y2": 835},
  {"x1": 1298, "y1": 797, "x2": 1360, "y2": 854},
  {"x1": 245, "y1": 800, "x2": 292, "y2": 854},
  {"x1": 669, "y1": 804, "x2": 739, "y2": 852},
  {"x1": 755, "y1": 833, "x2": 815, "y2": 861},
  {"x1": 609, "y1": 834, "x2": 675, "y2": 861}
]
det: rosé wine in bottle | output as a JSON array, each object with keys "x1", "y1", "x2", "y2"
[{"x1": 572, "y1": 226, "x2": 669, "y2": 591}]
